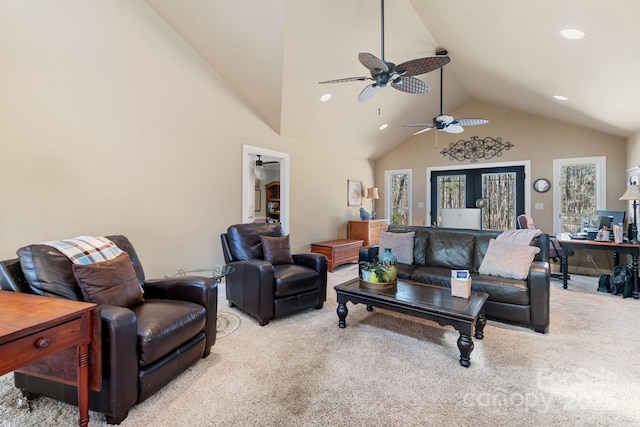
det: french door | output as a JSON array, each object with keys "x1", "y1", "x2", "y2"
[{"x1": 430, "y1": 165, "x2": 525, "y2": 230}]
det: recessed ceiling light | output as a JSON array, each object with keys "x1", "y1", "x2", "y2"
[
  {"x1": 320, "y1": 93, "x2": 332, "y2": 102},
  {"x1": 378, "y1": 123, "x2": 388, "y2": 130},
  {"x1": 553, "y1": 95, "x2": 569, "y2": 101},
  {"x1": 560, "y1": 28, "x2": 585, "y2": 40}
]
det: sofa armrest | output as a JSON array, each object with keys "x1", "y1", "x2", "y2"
[
  {"x1": 96, "y1": 305, "x2": 138, "y2": 412},
  {"x1": 359, "y1": 246, "x2": 380, "y2": 262},
  {"x1": 527, "y1": 260, "x2": 550, "y2": 333},
  {"x1": 143, "y1": 277, "x2": 219, "y2": 352}
]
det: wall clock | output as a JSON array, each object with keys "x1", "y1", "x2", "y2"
[{"x1": 533, "y1": 178, "x2": 551, "y2": 193}]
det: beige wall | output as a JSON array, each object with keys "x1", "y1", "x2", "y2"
[
  {"x1": 0, "y1": 2, "x2": 372, "y2": 277},
  {"x1": 627, "y1": 131, "x2": 640, "y2": 169},
  {"x1": 375, "y1": 100, "x2": 628, "y2": 233}
]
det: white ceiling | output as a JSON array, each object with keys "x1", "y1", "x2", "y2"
[{"x1": 144, "y1": 0, "x2": 640, "y2": 159}]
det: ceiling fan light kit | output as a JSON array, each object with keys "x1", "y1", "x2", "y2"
[
  {"x1": 402, "y1": 50, "x2": 489, "y2": 135},
  {"x1": 319, "y1": 0, "x2": 449, "y2": 102}
]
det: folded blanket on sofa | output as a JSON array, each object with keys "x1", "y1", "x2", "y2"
[
  {"x1": 496, "y1": 229, "x2": 542, "y2": 245},
  {"x1": 41, "y1": 236, "x2": 123, "y2": 265}
]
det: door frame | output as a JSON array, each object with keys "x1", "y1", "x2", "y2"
[
  {"x1": 242, "y1": 144, "x2": 290, "y2": 234},
  {"x1": 426, "y1": 160, "x2": 531, "y2": 226}
]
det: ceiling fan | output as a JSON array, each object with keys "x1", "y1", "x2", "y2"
[
  {"x1": 318, "y1": 0, "x2": 450, "y2": 102},
  {"x1": 402, "y1": 49, "x2": 488, "y2": 135},
  {"x1": 255, "y1": 155, "x2": 279, "y2": 169}
]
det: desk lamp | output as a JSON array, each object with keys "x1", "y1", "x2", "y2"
[
  {"x1": 365, "y1": 187, "x2": 380, "y2": 219},
  {"x1": 619, "y1": 183, "x2": 640, "y2": 243}
]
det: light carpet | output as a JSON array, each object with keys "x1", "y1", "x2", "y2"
[{"x1": 1, "y1": 266, "x2": 639, "y2": 426}]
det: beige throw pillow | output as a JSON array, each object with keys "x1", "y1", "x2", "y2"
[
  {"x1": 379, "y1": 231, "x2": 415, "y2": 265},
  {"x1": 478, "y1": 238, "x2": 540, "y2": 280}
]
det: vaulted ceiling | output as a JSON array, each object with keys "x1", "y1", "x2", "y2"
[{"x1": 144, "y1": 0, "x2": 640, "y2": 159}]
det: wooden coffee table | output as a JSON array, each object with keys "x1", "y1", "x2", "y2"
[
  {"x1": 334, "y1": 278, "x2": 488, "y2": 367},
  {"x1": 310, "y1": 239, "x2": 363, "y2": 272}
]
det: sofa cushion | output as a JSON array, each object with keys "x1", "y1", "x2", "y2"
[
  {"x1": 471, "y1": 273, "x2": 530, "y2": 305},
  {"x1": 132, "y1": 300, "x2": 206, "y2": 367},
  {"x1": 478, "y1": 239, "x2": 540, "y2": 280},
  {"x1": 227, "y1": 223, "x2": 283, "y2": 261},
  {"x1": 410, "y1": 266, "x2": 452, "y2": 287},
  {"x1": 72, "y1": 253, "x2": 144, "y2": 308},
  {"x1": 379, "y1": 231, "x2": 415, "y2": 264},
  {"x1": 425, "y1": 232, "x2": 475, "y2": 270},
  {"x1": 260, "y1": 235, "x2": 294, "y2": 265}
]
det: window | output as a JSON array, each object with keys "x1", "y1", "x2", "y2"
[
  {"x1": 430, "y1": 165, "x2": 524, "y2": 230},
  {"x1": 385, "y1": 169, "x2": 412, "y2": 225},
  {"x1": 553, "y1": 157, "x2": 606, "y2": 233}
]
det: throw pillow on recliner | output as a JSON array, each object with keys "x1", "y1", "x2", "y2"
[
  {"x1": 72, "y1": 252, "x2": 145, "y2": 307},
  {"x1": 260, "y1": 235, "x2": 294, "y2": 265}
]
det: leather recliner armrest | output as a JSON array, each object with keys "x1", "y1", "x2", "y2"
[
  {"x1": 527, "y1": 260, "x2": 550, "y2": 333},
  {"x1": 359, "y1": 246, "x2": 379, "y2": 262},
  {"x1": 292, "y1": 253, "x2": 328, "y2": 302},
  {"x1": 96, "y1": 305, "x2": 138, "y2": 413},
  {"x1": 143, "y1": 277, "x2": 219, "y2": 352},
  {"x1": 226, "y1": 259, "x2": 275, "y2": 323}
]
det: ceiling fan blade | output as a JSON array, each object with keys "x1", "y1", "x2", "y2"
[
  {"x1": 358, "y1": 84, "x2": 381, "y2": 102},
  {"x1": 413, "y1": 127, "x2": 433, "y2": 135},
  {"x1": 397, "y1": 55, "x2": 450, "y2": 77},
  {"x1": 391, "y1": 76, "x2": 430, "y2": 94},
  {"x1": 457, "y1": 118, "x2": 489, "y2": 126},
  {"x1": 358, "y1": 53, "x2": 388, "y2": 73},
  {"x1": 444, "y1": 124, "x2": 464, "y2": 134},
  {"x1": 319, "y1": 76, "x2": 369, "y2": 84},
  {"x1": 402, "y1": 123, "x2": 432, "y2": 127}
]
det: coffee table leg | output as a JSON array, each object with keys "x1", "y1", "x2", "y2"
[
  {"x1": 366, "y1": 305, "x2": 373, "y2": 311},
  {"x1": 474, "y1": 312, "x2": 486, "y2": 340},
  {"x1": 457, "y1": 334, "x2": 474, "y2": 368},
  {"x1": 337, "y1": 302, "x2": 348, "y2": 328}
]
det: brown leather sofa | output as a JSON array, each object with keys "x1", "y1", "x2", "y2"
[
  {"x1": 0, "y1": 235, "x2": 218, "y2": 424},
  {"x1": 360, "y1": 226, "x2": 551, "y2": 333},
  {"x1": 221, "y1": 223, "x2": 327, "y2": 325}
]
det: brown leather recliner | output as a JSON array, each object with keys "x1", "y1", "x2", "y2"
[
  {"x1": 0, "y1": 235, "x2": 218, "y2": 424},
  {"x1": 220, "y1": 223, "x2": 327, "y2": 325}
]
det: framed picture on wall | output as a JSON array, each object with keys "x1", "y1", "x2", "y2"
[
  {"x1": 254, "y1": 189, "x2": 261, "y2": 211},
  {"x1": 347, "y1": 179, "x2": 362, "y2": 207}
]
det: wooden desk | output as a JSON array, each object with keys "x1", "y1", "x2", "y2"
[
  {"x1": 557, "y1": 239, "x2": 640, "y2": 299},
  {"x1": 0, "y1": 291, "x2": 99, "y2": 427},
  {"x1": 310, "y1": 239, "x2": 363, "y2": 272}
]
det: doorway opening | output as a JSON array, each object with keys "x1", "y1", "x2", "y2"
[{"x1": 242, "y1": 144, "x2": 290, "y2": 234}]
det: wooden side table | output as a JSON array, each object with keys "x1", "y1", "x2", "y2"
[
  {"x1": 347, "y1": 219, "x2": 389, "y2": 246},
  {"x1": 310, "y1": 239, "x2": 363, "y2": 272},
  {"x1": 0, "y1": 291, "x2": 100, "y2": 427}
]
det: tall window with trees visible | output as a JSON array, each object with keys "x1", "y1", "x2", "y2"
[
  {"x1": 481, "y1": 172, "x2": 516, "y2": 230},
  {"x1": 553, "y1": 157, "x2": 605, "y2": 233},
  {"x1": 385, "y1": 170, "x2": 412, "y2": 225}
]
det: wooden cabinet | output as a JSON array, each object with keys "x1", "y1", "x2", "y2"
[
  {"x1": 266, "y1": 181, "x2": 280, "y2": 221},
  {"x1": 347, "y1": 219, "x2": 389, "y2": 246}
]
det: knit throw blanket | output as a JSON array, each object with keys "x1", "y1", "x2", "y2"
[
  {"x1": 41, "y1": 236, "x2": 123, "y2": 265},
  {"x1": 496, "y1": 229, "x2": 542, "y2": 245}
]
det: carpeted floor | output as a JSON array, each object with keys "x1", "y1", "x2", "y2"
[{"x1": 1, "y1": 265, "x2": 639, "y2": 426}]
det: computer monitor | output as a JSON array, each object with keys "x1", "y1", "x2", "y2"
[
  {"x1": 440, "y1": 208, "x2": 483, "y2": 229},
  {"x1": 596, "y1": 210, "x2": 626, "y2": 227},
  {"x1": 588, "y1": 214, "x2": 613, "y2": 229}
]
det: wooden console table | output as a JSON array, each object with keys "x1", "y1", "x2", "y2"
[
  {"x1": 557, "y1": 238, "x2": 640, "y2": 299},
  {"x1": 0, "y1": 291, "x2": 100, "y2": 427},
  {"x1": 310, "y1": 239, "x2": 363, "y2": 272}
]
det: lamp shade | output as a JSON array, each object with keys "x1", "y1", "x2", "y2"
[
  {"x1": 366, "y1": 187, "x2": 380, "y2": 199},
  {"x1": 619, "y1": 184, "x2": 640, "y2": 201}
]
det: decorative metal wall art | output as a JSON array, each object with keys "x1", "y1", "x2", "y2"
[{"x1": 440, "y1": 136, "x2": 514, "y2": 163}]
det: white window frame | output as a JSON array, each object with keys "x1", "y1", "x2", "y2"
[
  {"x1": 552, "y1": 156, "x2": 606, "y2": 234},
  {"x1": 384, "y1": 169, "x2": 412, "y2": 225}
]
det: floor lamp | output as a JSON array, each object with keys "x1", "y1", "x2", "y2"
[
  {"x1": 619, "y1": 183, "x2": 640, "y2": 243},
  {"x1": 366, "y1": 187, "x2": 379, "y2": 219}
]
